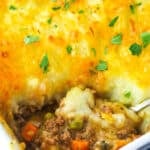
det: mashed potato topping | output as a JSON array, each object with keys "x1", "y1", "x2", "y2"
[{"x1": 0, "y1": 0, "x2": 150, "y2": 108}]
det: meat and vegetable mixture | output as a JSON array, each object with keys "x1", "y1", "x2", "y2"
[{"x1": 13, "y1": 87, "x2": 142, "y2": 150}]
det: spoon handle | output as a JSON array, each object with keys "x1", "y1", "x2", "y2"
[
  {"x1": 130, "y1": 99, "x2": 150, "y2": 112},
  {"x1": 120, "y1": 132, "x2": 150, "y2": 150}
]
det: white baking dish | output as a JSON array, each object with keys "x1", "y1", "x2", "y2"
[{"x1": 0, "y1": 116, "x2": 24, "y2": 150}]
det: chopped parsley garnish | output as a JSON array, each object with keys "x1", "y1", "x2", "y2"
[
  {"x1": 140, "y1": 32, "x2": 150, "y2": 48},
  {"x1": 136, "y1": 2, "x2": 142, "y2": 6},
  {"x1": 64, "y1": 0, "x2": 75, "y2": 10},
  {"x1": 130, "y1": 5, "x2": 135, "y2": 13},
  {"x1": 95, "y1": 60, "x2": 108, "y2": 71},
  {"x1": 47, "y1": 18, "x2": 52, "y2": 24},
  {"x1": 124, "y1": 91, "x2": 131, "y2": 98},
  {"x1": 91, "y1": 48, "x2": 96, "y2": 56},
  {"x1": 130, "y1": 2, "x2": 142, "y2": 14},
  {"x1": 40, "y1": 54, "x2": 49, "y2": 73},
  {"x1": 52, "y1": 6, "x2": 61, "y2": 11},
  {"x1": 54, "y1": 24, "x2": 58, "y2": 28},
  {"x1": 129, "y1": 43, "x2": 142, "y2": 56},
  {"x1": 9, "y1": 5, "x2": 17, "y2": 10},
  {"x1": 78, "y1": 10, "x2": 84, "y2": 14},
  {"x1": 66, "y1": 45, "x2": 72, "y2": 54},
  {"x1": 109, "y1": 16, "x2": 119, "y2": 27},
  {"x1": 111, "y1": 33, "x2": 122, "y2": 45},
  {"x1": 24, "y1": 35, "x2": 40, "y2": 44},
  {"x1": 64, "y1": 1, "x2": 70, "y2": 10}
]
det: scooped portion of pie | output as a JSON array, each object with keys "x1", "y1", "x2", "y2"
[{"x1": 14, "y1": 87, "x2": 141, "y2": 150}]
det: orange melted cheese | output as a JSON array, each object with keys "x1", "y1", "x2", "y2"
[{"x1": 0, "y1": 0, "x2": 150, "y2": 109}]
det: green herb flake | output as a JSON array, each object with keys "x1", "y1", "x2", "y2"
[
  {"x1": 109, "y1": 16, "x2": 119, "y2": 27},
  {"x1": 140, "y1": 32, "x2": 150, "y2": 48},
  {"x1": 91, "y1": 48, "x2": 96, "y2": 56},
  {"x1": 40, "y1": 54, "x2": 49, "y2": 73},
  {"x1": 54, "y1": 24, "x2": 58, "y2": 28},
  {"x1": 24, "y1": 35, "x2": 40, "y2": 44},
  {"x1": 66, "y1": 45, "x2": 72, "y2": 54},
  {"x1": 47, "y1": 18, "x2": 52, "y2": 24},
  {"x1": 124, "y1": 92, "x2": 131, "y2": 98},
  {"x1": 52, "y1": 6, "x2": 61, "y2": 11},
  {"x1": 9, "y1": 5, "x2": 17, "y2": 10},
  {"x1": 135, "y1": 2, "x2": 142, "y2": 6},
  {"x1": 130, "y1": 4, "x2": 135, "y2": 13},
  {"x1": 129, "y1": 43, "x2": 142, "y2": 56},
  {"x1": 130, "y1": 2, "x2": 142, "y2": 14},
  {"x1": 95, "y1": 60, "x2": 108, "y2": 71},
  {"x1": 111, "y1": 33, "x2": 122, "y2": 45},
  {"x1": 78, "y1": 10, "x2": 84, "y2": 14},
  {"x1": 64, "y1": 1, "x2": 70, "y2": 10}
]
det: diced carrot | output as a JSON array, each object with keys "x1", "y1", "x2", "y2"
[
  {"x1": 71, "y1": 140, "x2": 89, "y2": 150},
  {"x1": 21, "y1": 122, "x2": 38, "y2": 142}
]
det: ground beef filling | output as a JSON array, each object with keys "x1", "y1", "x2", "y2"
[
  {"x1": 13, "y1": 104, "x2": 96, "y2": 150},
  {"x1": 12, "y1": 101, "x2": 140, "y2": 150},
  {"x1": 34, "y1": 116, "x2": 96, "y2": 150}
]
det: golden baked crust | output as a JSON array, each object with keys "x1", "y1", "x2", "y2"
[{"x1": 0, "y1": 0, "x2": 150, "y2": 109}]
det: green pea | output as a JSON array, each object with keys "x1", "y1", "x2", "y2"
[
  {"x1": 44, "y1": 112, "x2": 53, "y2": 120},
  {"x1": 68, "y1": 117, "x2": 83, "y2": 130}
]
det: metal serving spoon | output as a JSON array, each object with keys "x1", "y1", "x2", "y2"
[
  {"x1": 120, "y1": 99, "x2": 150, "y2": 150},
  {"x1": 130, "y1": 98, "x2": 150, "y2": 112}
]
